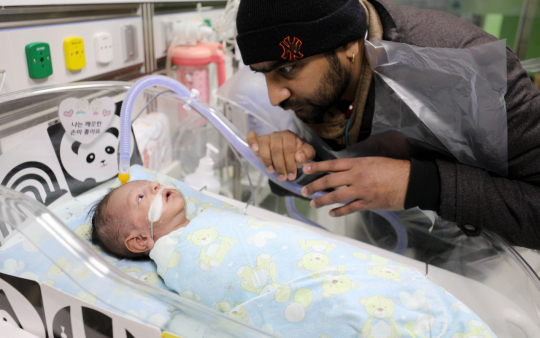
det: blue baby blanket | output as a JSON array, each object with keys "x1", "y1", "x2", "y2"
[
  {"x1": 0, "y1": 165, "x2": 244, "y2": 329},
  {"x1": 150, "y1": 209, "x2": 495, "y2": 338}
]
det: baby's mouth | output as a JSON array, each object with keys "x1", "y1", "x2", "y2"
[{"x1": 163, "y1": 189, "x2": 173, "y2": 202}]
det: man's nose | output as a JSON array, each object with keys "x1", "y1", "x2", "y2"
[{"x1": 265, "y1": 75, "x2": 290, "y2": 107}]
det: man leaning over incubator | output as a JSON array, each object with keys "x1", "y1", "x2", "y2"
[{"x1": 236, "y1": 0, "x2": 540, "y2": 249}]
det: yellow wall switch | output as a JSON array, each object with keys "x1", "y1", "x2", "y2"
[{"x1": 63, "y1": 37, "x2": 86, "y2": 71}]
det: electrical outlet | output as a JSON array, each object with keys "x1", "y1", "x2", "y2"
[
  {"x1": 63, "y1": 37, "x2": 86, "y2": 71},
  {"x1": 25, "y1": 42, "x2": 53, "y2": 79},
  {"x1": 121, "y1": 25, "x2": 137, "y2": 62},
  {"x1": 94, "y1": 32, "x2": 113, "y2": 64}
]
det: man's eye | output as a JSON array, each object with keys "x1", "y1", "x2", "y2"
[
  {"x1": 279, "y1": 65, "x2": 294, "y2": 74},
  {"x1": 138, "y1": 194, "x2": 144, "y2": 203}
]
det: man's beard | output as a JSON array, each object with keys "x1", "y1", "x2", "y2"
[{"x1": 280, "y1": 52, "x2": 352, "y2": 124}]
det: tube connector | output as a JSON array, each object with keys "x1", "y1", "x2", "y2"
[
  {"x1": 118, "y1": 173, "x2": 130, "y2": 186},
  {"x1": 182, "y1": 88, "x2": 200, "y2": 111}
]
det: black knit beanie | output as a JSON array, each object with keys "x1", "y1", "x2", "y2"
[{"x1": 236, "y1": 0, "x2": 367, "y2": 65}]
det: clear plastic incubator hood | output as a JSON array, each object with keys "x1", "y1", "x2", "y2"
[{"x1": 0, "y1": 81, "x2": 538, "y2": 338}]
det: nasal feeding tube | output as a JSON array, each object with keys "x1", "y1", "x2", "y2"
[
  {"x1": 118, "y1": 75, "x2": 325, "y2": 199},
  {"x1": 147, "y1": 183, "x2": 186, "y2": 239}
]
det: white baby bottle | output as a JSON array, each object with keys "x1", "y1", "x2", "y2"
[{"x1": 184, "y1": 143, "x2": 221, "y2": 194}]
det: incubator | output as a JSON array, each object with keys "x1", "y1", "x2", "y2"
[{"x1": 0, "y1": 79, "x2": 539, "y2": 338}]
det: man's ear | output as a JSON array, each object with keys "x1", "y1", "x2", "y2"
[
  {"x1": 343, "y1": 40, "x2": 362, "y2": 59},
  {"x1": 125, "y1": 230, "x2": 154, "y2": 253}
]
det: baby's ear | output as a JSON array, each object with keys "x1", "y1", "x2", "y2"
[{"x1": 125, "y1": 230, "x2": 152, "y2": 253}]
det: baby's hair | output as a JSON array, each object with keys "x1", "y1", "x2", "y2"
[{"x1": 89, "y1": 187, "x2": 148, "y2": 260}]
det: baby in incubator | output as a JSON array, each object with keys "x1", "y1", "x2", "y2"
[
  {"x1": 90, "y1": 179, "x2": 495, "y2": 338},
  {"x1": 90, "y1": 180, "x2": 189, "y2": 259}
]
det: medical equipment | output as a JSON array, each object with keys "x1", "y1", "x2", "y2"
[
  {"x1": 0, "y1": 82, "x2": 539, "y2": 337},
  {"x1": 184, "y1": 143, "x2": 221, "y2": 193},
  {"x1": 213, "y1": 0, "x2": 240, "y2": 53},
  {"x1": 172, "y1": 42, "x2": 226, "y2": 104},
  {"x1": 25, "y1": 42, "x2": 54, "y2": 79},
  {"x1": 164, "y1": 20, "x2": 213, "y2": 79},
  {"x1": 132, "y1": 112, "x2": 173, "y2": 171}
]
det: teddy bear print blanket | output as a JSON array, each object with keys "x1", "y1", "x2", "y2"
[{"x1": 149, "y1": 210, "x2": 495, "y2": 338}]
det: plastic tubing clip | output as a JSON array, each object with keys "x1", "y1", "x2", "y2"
[{"x1": 182, "y1": 88, "x2": 200, "y2": 111}]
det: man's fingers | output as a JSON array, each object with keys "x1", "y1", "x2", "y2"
[
  {"x1": 306, "y1": 185, "x2": 359, "y2": 208},
  {"x1": 328, "y1": 200, "x2": 369, "y2": 217},
  {"x1": 250, "y1": 130, "x2": 315, "y2": 181},
  {"x1": 283, "y1": 132, "x2": 298, "y2": 180},
  {"x1": 269, "y1": 133, "x2": 287, "y2": 180},
  {"x1": 296, "y1": 143, "x2": 316, "y2": 163},
  {"x1": 303, "y1": 158, "x2": 354, "y2": 175},
  {"x1": 247, "y1": 131, "x2": 259, "y2": 152},
  {"x1": 301, "y1": 172, "x2": 352, "y2": 198},
  {"x1": 257, "y1": 135, "x2": 274, "y2": 172}
]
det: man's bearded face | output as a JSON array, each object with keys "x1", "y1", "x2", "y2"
[{"x1": 280, "y1": 52, "x2": 352, "y2": 124}]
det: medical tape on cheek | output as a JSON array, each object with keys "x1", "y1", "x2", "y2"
[{"x1": 147, "y1": 183, "x2": 184, "y2": 239}]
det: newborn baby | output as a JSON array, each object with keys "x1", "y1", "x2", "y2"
[
  {"x1": 90, "y1": 180, "x2": 495, "y2": 338},
  {"x1": 90, "y1": 180, "x2": 190, "y2": 258}
]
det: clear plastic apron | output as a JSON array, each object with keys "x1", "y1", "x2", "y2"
[{"x1": 217, "y1": 38, "x2": 508, "y2": 176}]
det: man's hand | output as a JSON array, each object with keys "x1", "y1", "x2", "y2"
[
  {"x1": 247, "y1": 130, "x2": 316, "y2": 181},
  {"x1": 301, "y1": 157, "x2": 411, "y2": 216}
]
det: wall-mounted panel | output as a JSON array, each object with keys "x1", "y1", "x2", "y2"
[
  {"x1": 1, "y1": 17, "x2": 144, "y2": 93},
  {"x1": 1, "y1": 0, "x2": 221, "y2": 5}
]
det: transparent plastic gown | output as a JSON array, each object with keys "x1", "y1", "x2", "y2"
[{"x1": 217, "y1": 38, "x2": 508, "y2": 176}]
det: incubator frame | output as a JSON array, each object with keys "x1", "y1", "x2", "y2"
[{"x1": 0, "y1": 81, "x2": 539, "y2": 338}]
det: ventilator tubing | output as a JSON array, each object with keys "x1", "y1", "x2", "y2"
[{"x1": 119, "y1": 75, "x2": 325, "y2": 198}]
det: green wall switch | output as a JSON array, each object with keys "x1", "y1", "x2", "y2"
[{"x1": 25, "y1": 42, "x2": 53, "y2": 79}]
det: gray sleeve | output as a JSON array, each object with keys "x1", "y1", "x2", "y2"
[
  {"x1": 437, "y1": 160, "x2": 540, "y2": 249},
  {"x1": 378, "y1": 1, "x2": 540, "y2": 248}
]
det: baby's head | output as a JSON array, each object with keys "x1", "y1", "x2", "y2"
[{"x1": 90, "y1": 180, "x2": 189, "y2": 259}]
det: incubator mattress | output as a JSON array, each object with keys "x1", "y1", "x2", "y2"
[{"x1": 151, "y1": 209, "x2": 496, "y2": 338}]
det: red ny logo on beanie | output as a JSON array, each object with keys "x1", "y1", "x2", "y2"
[{"x1": 279, "y1": 36, "x2": 304, "y2": 61}]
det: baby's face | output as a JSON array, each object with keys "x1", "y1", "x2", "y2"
[{"x1": 110, "y1": 180, "x2": 187, "y2": 242}]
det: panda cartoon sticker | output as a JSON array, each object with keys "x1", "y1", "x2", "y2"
[{"x1": 48, "y1": 100, "x2": 143, "y2": 196}]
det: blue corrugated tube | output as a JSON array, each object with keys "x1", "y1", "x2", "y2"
[
  {"x1": 371, "y1": 210, "x2": 408, "y2": 254},
  {"x1": 119, "y1": 75, "x2": 324, "y2": 198}
]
